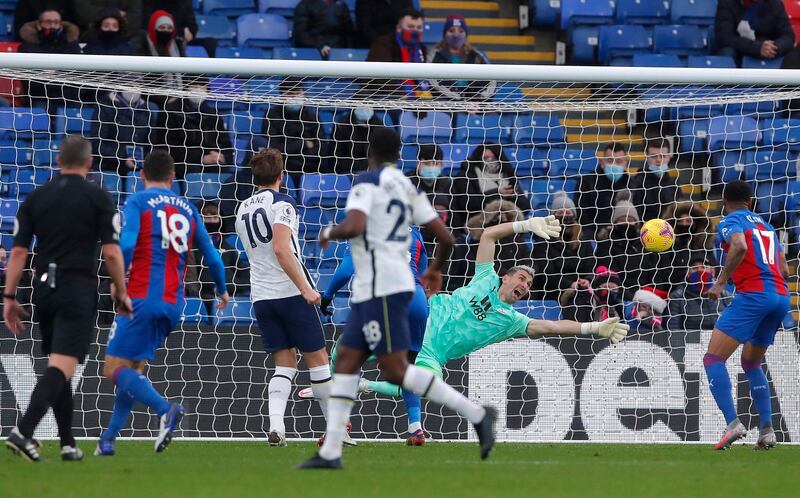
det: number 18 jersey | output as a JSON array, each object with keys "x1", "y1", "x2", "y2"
[{"x1": 236, "y1": 188, "x2": 313, "y2": 301}]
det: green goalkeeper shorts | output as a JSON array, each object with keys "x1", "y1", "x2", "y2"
[{"x1": 414, "y1": 353, "x2": 444, "y2": 380}]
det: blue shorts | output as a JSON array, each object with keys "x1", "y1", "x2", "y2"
[
  {"x1": 254, "y1": 295, "x2": 325, "y2": 353},
  {"x1": 715, "y1": 291, "x2": 791, "y2": 347},
  {"x1": 107, "y1": 298, "x2": 180, "y2": 362},
  {"x1": 408, "y1": 284, "x2": 429, "y2": 353},
  {"x1": 340, "y1": 292, "x2": 413, "y2": 356}
]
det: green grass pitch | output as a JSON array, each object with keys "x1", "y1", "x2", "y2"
[{"x1": 1, "y1": 441, "x2": 798, "y2": 497}]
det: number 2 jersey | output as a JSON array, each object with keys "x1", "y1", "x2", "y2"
[
  {"x1": 120, "y1": 187, "x2": 226, "y2": 304},
  {"x1": 716, "y1": 209, "x2": 788, "y2": 295},
  {"x1": 235, "y1": 188, "x2": 314, "y2": 301},
  {"x1": 346, "y1": 166, "x2": 437, "y2": 304}
]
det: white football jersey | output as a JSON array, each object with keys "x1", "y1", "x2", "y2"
[
  {"x1": 235, "y1": 188, "x2": 313, "y2": 301},
  {"x1": 346, "y1": 166, "x2": 437, "y2": 303}
]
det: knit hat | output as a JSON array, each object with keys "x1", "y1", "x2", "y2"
[
  {"x1": 591, "y1": 265, "x2": 621, "y2": 289},
  {"x1": 444, "y1": 14, "x2": 468, "y2": 36},
  {"x1": 612, "y1": 191, "x2": 640, "y2": 223},
  {"x1": 154, "y1": 14, "x2": 174, "y2": 30},
  {"x1": 633, "y1": 286, "x2": 668, "y2": 314},
  {"x1": 549, "y1": 190, "x2": 576, "y2": 215}
]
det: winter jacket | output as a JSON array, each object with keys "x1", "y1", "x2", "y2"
[
  {"x1": 72, "y1": 0, "x2": 142, "y2": 36},
  {"x1": 14, "y1": 0, "x2": 74, "y2": 42},
  {"x1": 332, "y1": 112, "x2": 384, "y2": 174},
  {"x1": 18, "y1": 20, "x2": 81, "y2": 53},
  {"x1": 667, "y1": 285, "x2": 731, "y2": 330},
  {"x1": 83, "y1": 33, "x2": 136, "y2": 55},
  {"x1": 94, "y1": 91, "x2": 153, "y2": 173},
  {"x1": 160, "y1": 97, "x2": 234, "y2": 174},
  {"x1": 531, "y1": 235, "x2": 596, "y2": 301},
  {"x1": 575, "y1": 166, "x2": 635, "y2": 232},
  {"x1": 630, "y1": 168, "x2": 683, "y2": 223},
  {"x1": 294, "y1": 0, "x2": 354, "y2": 50},
  {"x1": 263, "y1": 106, "x2": 322, "y2": 175},
  {"x1": 142, "y1": 0, "x2": 197, "y2": 37},
  {"x1": 355, "y1": 0, "x2": 413, "y2": 48},
  {"x1": 427, "y1": 44, "x2": 496, "y2": 101},
  {"x1": 715, "y1": 0, "x2": 795, "y2": 57},
  {"x1": 594, "y1": 224, "x2": 664, "y2": 299}
]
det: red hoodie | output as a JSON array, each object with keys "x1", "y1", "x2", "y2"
[{"x1": 147, "y1": 9, "x2": 176, "y2": 48}]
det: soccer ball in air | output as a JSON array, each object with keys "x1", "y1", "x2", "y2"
[{"x1": 639, "y1": 218, "x2": 674, "y2": 253}]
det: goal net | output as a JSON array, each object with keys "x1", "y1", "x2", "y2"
[{"x1": 0, "y1": 53, "x2": 798, "y2": 443}]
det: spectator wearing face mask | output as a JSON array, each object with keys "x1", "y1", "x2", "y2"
[
  {"x1": 427, "y1": 14, "x2": 496, "y2": 102},
  {"x1": 576, "y1": 142, "x2": 633, "y2": 236},
  {"x1": 83, "y1": 8, "x2": 135, "y2": 55},
  {"x1": 294, "y1": 0, "x2": 355, "y2": 59},
  {"x1": 407, "y1": 144, "x2": 454, "y2": 238},
  {"x1": 658, "y1": 201, "x2": 716, "y2": 291},
  {"x1": 14, "y1": 1, "x2": 76, "y2": 43},
  {"x1": 452, "y1": 143, "x2": 531, "y2": 230},
  {"x1": 94, "y1": 87, "x2": 152, "y2": 179},
  {"x1": 332, "y1": 106, "x2": 384, "y2": 175},
  {"x1": 626, "y1": 286, "x2": 668, "y2": 333},
  {"x1": 142, "y1": 10, "x2": 184, "y2": 106},
  {"x1": 143, "y1": 0, "x2": 216, "y2": 57},
  {"x1": 631, "y1": 139, "x2": 685, "y2": 223},
  {"x1": 667, "y1": 255, "x2": 730, "y2": 330},
  {"x1": 355, "y1": 0, "x2": 413, "y2": 48},
  {"x1": 531, "y1": 191, "x2": 596, "y2": 301},
  {"x1": 560, "y1": 266, "x2": 624, "y2": 323},
  {"x1": 72, "y1": 1, "x2": 142, "y2": 40}
]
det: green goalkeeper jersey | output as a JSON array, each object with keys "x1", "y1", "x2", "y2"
[{"x1": 420, "y1": 262, "x2": 531, "y2": 366}]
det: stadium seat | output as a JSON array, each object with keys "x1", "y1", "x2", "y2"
[
  {"x1": 320, "y1": 239, "x2": 348, "y2": 261},
  {"x1": 304, "y1": 78, "x2": 359, "y2": 101},
  {"x1": 0, "y1": 143, "x2": 33, "y2": 166},
  {"x1": 513, "y1": 300, "x2": 562, "y2": 320},
  {"x1": 514, "y1": 114, "x2": 566, "y2": 145},
  {"x1": 0, "y1": 108, "x2": 49, "y2": 140},
  {"x1": 439, "y1": 143, "x2": 476, "y2": 173},
  {"x1": 687, "y1": 55, "x2": 736, "y2": 68},
  {"x1": 561, "y1": 0, "x2": 615, "y2": 30},
  {"x1": 329, "y1": 296, "x2": 350, "y2": 325},
  {"x1": 598, "y1": 25, "x2": 650, "y2": 64},
  {"x1": 228, "y1": 109, "x2": 265, "y2": 137},
  {"x1": 760, "y1": 118, "x2": 800, "y2": 151},
  {"x1": 328, "y1": 48, "x2": 369, "y2": 62},
  {"x1": 237, "y1": 14, "x2": 292, "y2": 49},
  {"x1": 0, "y1": 41, "x2": 19, "y2": 52},
  {"x1": 399, "y1": 111, "x2": 452, "y2": 144},
  {"x1": 196, "y1": 16, "x2": 237, "y2": 46},
  {"x1": 185, "y1": 173, "x2": 229, "y2": 200},
  {"x1": 182, "y1": 298, "x2": 212, "y2": 324},
  {"x1": 615, "y1": 0, "x2": 669, "y2": 25},
  {"x1": 755, "y1": 180, "x2": 790, "y2": 227},
  {"x1": 3, "y1": 167, "x2": 53, "y2": 196},
  {"x1": 0, "y1": 198, "x2": 18, "y2": 231},
  {"x1": 273, "y1": 47, "x2": 322, "y2": 61},
  {"x1": 547, "y1": 147, "x2": 598, "y2": 177},
  {"x1": 677, "y1": 118, "x2": 710, "y2": 153},
  {"x1": 723, "y1": 87, "x2": 781, "y2": 115},
  {"x1": 670, "y1": 0, "x2": 717, "y2": 25},
  {"x1": 185, "y1": 45, "x2": 209, "y2": 58},
  {"x1": 203, "y1": 0, "x2": 255, "y2": 16},
  {"x1": 96, "y1": 171, "x2": 126, "y2": 197},
  {"x1": 216, "y1": 46, "x2": 265, "y2": 59},
  {"x1": 423, "y1": 21, "x2": 445, "y2": 45},
  {"x1": 670, "y1": 86, "x2": 724, "y2": 118},
  {"x1": 258, "y1": 0, "x2": 300, "y2": 17},
  {"x1": 216, "y1": 297, "x2": 255, "y2": 324},
  {"x1": 526, "y1": 179, "x2": 578, "y2": 209},
  {"x1": 569, "y1": 25, "x2": 600, "y2": 63},
  {"x1": 453, "y1": 113, "x2": 513, "y2": 144},
  {"x1": 653, "y1": 25, "x2": 707, "y2": 56},
  {"x1": 300, "y1": 174, "x2": 351, "y2": 208},
  {"x1": 508, "y1": 147, "x2": 548, "y2": 176},
  {"x1": 754, "y1": 148, "x2": 797, "y2": 180},
  {"x1": 54, "y1": 106, "x2": 96, "y2": 137},
  {"x1": 707, "y1": 115, "x2": 760, "y2": 152},
  {"x1": 0, "y1": 231, "x2": 13, "y2": 250},
  {"x1": 532, "y1": 0, "x2": 559, "y2": 25},
  {"x1": 632, "y1": 54, "x2": 684, "y2": 67},
  {"x1": 493, "y1": 83, "x2": 526, "y2": 103},
  {"x1": 742, "y1": 56, "x2": 784, "y2": 69},
  {"x1": 711, "y1": 149, "x2": 757, "y2": 183}
]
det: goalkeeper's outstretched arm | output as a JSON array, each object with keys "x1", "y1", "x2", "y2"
[
  {"x1": 475, "y1": 215, "x2": 562, "y2": 264},
  {"x1": 526, "y1": 317, "x2": 629, "y2": 344}
]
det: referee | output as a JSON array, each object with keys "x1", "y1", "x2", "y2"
[{"x1": 3, "y1": 135, "x2": 132, "y2": 462}]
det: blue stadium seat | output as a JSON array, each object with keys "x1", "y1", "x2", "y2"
[
  {"x1": 632, "y1": 53, "x2": 684, "y2": 67},
  {"x1": 687, "y1": 55, "x2": 736, "y2": 68},
  {"x1": 304, "y1": 78, "x2": 359, "y2": 101},
  {"x1": 216, "y1": 297, "x2": 255, "y2": 324},
  {"x1": 722, "y1": 87, "x2": 781, "y2": 115},
  {"x1": 0, "y1": 231, "x2": 13, "y2": 250},
  {"x1": 0, "y1": 198, "x2": 18, "y2": 231},
  {"x1": 185, "y1": 173, "x2": 229, "y2": 200},
  {"x1": 237, "y1": 14, "x2": 292, "y2": 48},
  {"x1": 216, "y1": 46, "x2": 265, "y2": 59},
  {"x1": 561, "y1": 0, "x2": 615, "y2": 29},
  {"x1": 569, "y1": 25, "x2": 600, "y2": 63},
  {"x1": 742, "y1": 56, "x2": 784, "y2": 69},
  {"x1": 328, "y1": 48, "x2": 369, "y2": 62},
  {"x1": 493, "y1": 82, "x2": 526, "y2": 103},
  {"x1": 185, "y1": 45, "x2": 209, "y2": 58},
  {"x1": 615, "y1": 0, "x2": 669, "y2": 25},
  {"x1": 300, "y1": 174, "x2": 351, "y2": 208},
  {"x1": 272, "y1": 47, "x2": 322, "y2": 61},
  {"x1": 760, "y1": 118, "x2": 800, "y2": 151},
  {"x1": 228, "y1": 109, "x2": 264, "y2": 137},
  {"x1": 321, "y1": 239, "x2": 348, "y2": 261},
  {"x1": 0, "y1": 108, "x2": 48, "y2": 139},
  {"x1": 677, "y1": 118, "x2": 710, "y2": 153},
  {"x1": 532, "y1": 0, "x2": 559, "y2": 25},
  {"x1": 755, "y1": 180, "x2": 790, "y2": 227},
  {"x1": 671, "y1": 0, "x2": 717, "y2": 25},
  {"x1": 598, "y1": 25, "x2": 650, "y2": 64},
  {"x1": 96, "y1": 171, "x2": 126, "y2": 197},
  {"x1": 754, "y1": 148, "x2": 797, "y2": 180},
  {"x1": 440, "y1": 143, "x2": 475, "y2": 173},
  {"x1": 182, "y1": 297, "x2": 212, "y2": 324},
  {"x1": 329, "y1": 296, "x2": 350, "y2": 325},
  {"x1": 55, "y1": 106, "x2": 96, "y2": 137},
  {"x1": 0, "y1": 13, "x2": 10, "y2": 41},
  {"x1": 0, "y1": 144, "x2": 32, "y2": 166},
  {"x1": 548, "y1": 147, "x2": 598, "y2": 176},
  {"x1": 196, "y1": 16, "x2": 237, "y2": 46},
  {"x1": 453, "y1": 113, "x2": 513, "y2": 144},
  {"x1": 14, "y1": 167, "x2": 55, "y2": 195},
  {"x1": 513, "y1": 300, "x2": 562, "y2": 320},
  {"x1": 507, "y1": 147, "x2": 548, "y2": 176},
  {"x1": 258, "y1": 0, "x2": 300, "y2": 17},
  {"x1": 203, "y1": 0, "x2": 255, "y2": 16},
  {"x1": 423, "y1": 21, "x2": 445, "y2": 44},
  {"x1": 707, "y1": 115, "x2": 760, "y2": 152},
  {"x1": 526, "y1": 179, "x2": 578, "y2": 209},
  {"x1": 711, "y1": 149, "x2": 757, "y2": 183},
  {"x1": 399, "y1": 111, "x2": 452, "y2": 144},
  {"x1": 653, "y1": 25, "x2": 707, "y2": 56},
  {"x1": 514, "y1": 114, "x2": 566, "y2": 145}
]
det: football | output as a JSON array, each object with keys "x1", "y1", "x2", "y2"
[{"x1": 640, "y1": 218, "x2": 675, "y2": 253}]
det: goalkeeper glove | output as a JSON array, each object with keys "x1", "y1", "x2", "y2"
[
  {"x1": 581, "y1": 317, "x2": 630, "y2": 344},
  {"x1": 319, "y1": 296, "x2": 333, "y2": 316},
  {"x1": 513, "y1": 215, "x2": 562, "y2": 240}
]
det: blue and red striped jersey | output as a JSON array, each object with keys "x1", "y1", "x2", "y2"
[
  {"x1": 716, "y1": 209, "x2": 788, "y2": 295},
  {"x1": 120, "y1": 187, "x2": 226, "y2": 304},
  {"x1": 409, "y1": 226, "x2": 428, "y2": 285}
]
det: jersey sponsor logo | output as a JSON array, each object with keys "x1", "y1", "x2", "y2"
[{"x1": 469, "y1": 295, "x2": 492, "y2": 321}]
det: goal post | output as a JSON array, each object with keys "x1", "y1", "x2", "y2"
[{"x1": 0, "y1": 53, "x2": 798, "y2": 443}]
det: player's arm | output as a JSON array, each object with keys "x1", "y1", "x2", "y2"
[
  {"x1": 96, "y1": 190, "x2": 132, "y2": 316},
  {"x1": 320, "y1": 251, "x2": 354, "y2": 315},
  {"x1": 273, "y1": 223, "x2": 321, "y2": 305},
  {"x1": 707, "y1": 232, "x2": 747, "y2": 300},
  {"x1": 193, "y1": 210, "x2": 230, "y2": 309},
  {"x1": 321, "y1": 210, "x2": 366, "y2": 246},
  {"x1": 3, "y1": 196, "x2": 34, "y2": 333},
  {"x1": 779, "y1": 249, "x2": 791, "y2": 279},
  {"x1": 476, "y1": 216, "x2": 562, "y2": 264},
  {"x1": 525, "y1": 317, "x2": 629, "y2": 344},
  {"x1": 119, "y1": 199, "x2": 141, "y2": 270},
  {"x1": 420, "y1": 217, "x2": 453, "y2": 295}
]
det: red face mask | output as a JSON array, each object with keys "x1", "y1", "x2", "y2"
[{"x1": 400, "y1": 28, "x2": 422, "y2": 45}]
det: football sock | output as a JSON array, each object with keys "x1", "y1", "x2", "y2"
[
  {"x1": 268, "y1": 366, "x2": 296, "y2": 435},
  {"x1": 402, "y1": 389, "x2": 422, "y2": 434},
  {"x1": 742, "y1": 357, "x2": 773, "y2": 430},
  {"x1": 318, "y1": 373, "x2": 359, "y2": 461},
  {"x1": 402, "y1": 365, "x2": 485, "y2": 425},
  {"x1": 102, "y1": 388, "x2": 136, "y2": 441},
  {"x1": 18, "y1": 366, "x2": 67, "y2": 439},
  {"x1": 368, "y1": 380, "x2": 402, "y2": 397},
  {"x1": 309, "y1": 365, "x2": 331, "y2": 422},
  {"x1": 703, "y1": 353, "x2": 737, "y2": 425},
  {"x1": 51, "y1": 378, "x2": 76, "y2": 448},
  {"x1": 114, "y1": 367, "x2": 170, "y2": 417}
]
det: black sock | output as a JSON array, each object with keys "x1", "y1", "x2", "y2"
[
  {"x1": 51, "y1": 378, "x2": 75, "y2": 448},
  {"x1": 17, "y1": 367, "x2": 67, "y2": 439}
]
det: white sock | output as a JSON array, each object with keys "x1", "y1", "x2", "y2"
[
  {"x1": 318, "y1": 373, "x2": 359, "y2": 461},
  {"x1": 408, "y1": 422, "x2": 422, "y2": 434},
  {"x1": 402, "y1": 365, "x2": 485, "y2": 424},
  {"x1": 309, "y1": 365, "x2": 332, "y2": 422},
  {"x1": 268, "y1": 366, "x2": 296, "y2": 436}
]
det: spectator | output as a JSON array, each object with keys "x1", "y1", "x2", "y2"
[
  {"x1": 94, "y1": 87, "x2": 152, "y2": 177},
  {"x1": 219, "y1": 167, "x2": 256, "y2": 235},
  {"x1": 14, "y1": 1, "x2": 75, "y2": 42},
  {"x1": 531, "y1": 191, "x2": 595, "y2": 301},
  {"x1": 82, "y1": 8, "x2": 135, "y2": 55},
  {"x1": 715, "y1": 0, "x2": 800, "y2": 68},
  {"x1": 452, "y1": 143, "x2": 531, "y2": 230},
  {"x1": 560, "y1": 266, "x2": 624, "y2": 323},
  {"x1": 73, "y1": 1, "x2": 142, "y2": 40},
  {"x1": 667, "y1": 255, "x2": 731, "y2": 331},
  {"x1": 142, "y1": 10, "x2": 185, "y2": 96},
  {"x1": 294, "y1": 0, "x2": 355, "y2": 58},
  {"x1": 355, "y1": 0, "x2": 413, "y2": 48},
  {"x1": 626, "y1": 286, "x2": 668, "y2": 333},
  {"x1": 575, "y1": 143, "x2": 634, "y2": 235},
  {"x1": 332, "y1": 106, "x2": 383, "y2": 175},
  {"x1": 427, "y1": 14, "x2": 495, "y2": 102},
  {"x1": 263, "y1": 77, "x2": 322, "y2": 187},
  {"x1": 143, "y1": 0, "x2": 215, "y2": 57},
  {"x1": 631, "y1": 138, "x2": 684, "y2": 223},
  {"x1": 407, "y1": 144, "x2": 453, "y2": 230},
  {"x1": 159, "y1": 76, "x2": 234, "y2": 179},
  {"x1": 659, "y1": 201, "x2": 715, "y2": 290}
]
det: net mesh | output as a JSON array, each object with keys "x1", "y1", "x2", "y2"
[{"x1": 0, "y1": 64, "x2": 799, "y2": 443}]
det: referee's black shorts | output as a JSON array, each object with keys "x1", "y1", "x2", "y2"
[{"x1": 32, "y1": 275, "x2": 98, "y2": 363}]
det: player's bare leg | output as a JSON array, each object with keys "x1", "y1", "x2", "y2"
[
  {"x1": 705, "y1": 330, "x2": 747, "y2": 450},
  {"x1": 741, "y1": 343, "x2": 776, "y2": 450}
]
